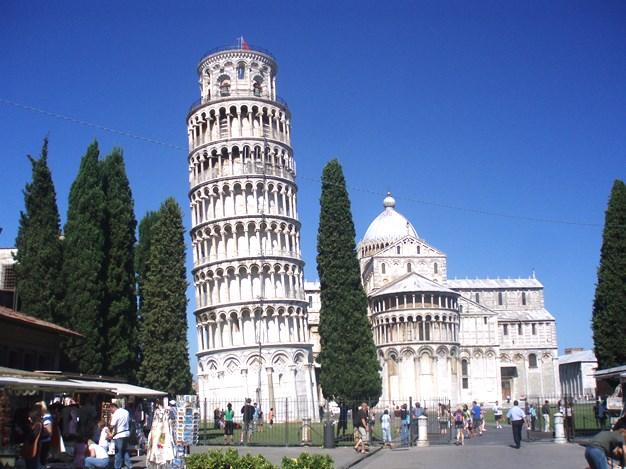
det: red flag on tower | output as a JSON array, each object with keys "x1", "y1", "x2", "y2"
[{"x1": 240, "y1": 36, "x2": 250, "y2": 50}]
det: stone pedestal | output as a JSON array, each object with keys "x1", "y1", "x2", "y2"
[
  {"x1": 553, "y1": 412, "x2": 566, "y2": 444},
  {"x1": 417, "y1": 416, "x2": 429, "y2": 447}
]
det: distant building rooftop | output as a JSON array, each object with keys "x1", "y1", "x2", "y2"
[{"x1": 559, "y1": 349, "x2": 597, "y2": 365}]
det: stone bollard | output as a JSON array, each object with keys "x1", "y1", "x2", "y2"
[
  {"x1": 301, "y1": 418, "x2": 312, "y2": 446},
  {"x1": 553, "y1": 413, "x2": 566, "y2": 444},
  {"x1": 417, "y1": 415, "x2": 429, "y2": 447}
]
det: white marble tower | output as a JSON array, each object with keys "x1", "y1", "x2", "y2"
[{"x1": 187, "y1": 43, "x2": 317, "y2": 419}]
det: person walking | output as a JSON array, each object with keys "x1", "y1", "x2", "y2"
[
  {"x1": 507, "y1": 400, "x2": 526, "y2": 449},
  {"x1": 471, "y1": 401, "x2": 482, "y2": 436},
  {"x1": 109, "y1": 400, "x2": 132, "y2": 469},
  {"x1": 493, "y1": 401, "x2": 503, "y2": 429},
  {"x1": 565, "y1": 398, "x2": 575, "y2": 442},
  {"x1": 381, "y1": 409, "x2": 392, "y2": 448},
  {"x1": 530, "y1": 404, "x2": 537, "y2": 431},
  {"x1": 541, "y1": 400, "x2": 550, "y2": 433},
  {"x1": 453, "y1": 406, "x2": 465, "y2": 446},
  {"x1": 583, "y1": 426, "x2": 626, "y2": 469},
  {"x1": 356, "y1": 403, "x2": 370, "y2": 454},
  {"x1": 223, "y1": 403, "x2": 234, "y2": 445}
]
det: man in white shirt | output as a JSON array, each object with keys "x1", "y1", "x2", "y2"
[
  {"x1": 84, "y1": 439, "x2": 109, "y2": 468},
  {"x1": 493, "y1": 401, "x2": 503, "y2": 429},
  {"x1": 506, "y1": 400, "x2": 526, "y2": 449},
  {"x1": 109, "y1": 401, "x2": 132, "y2": 469}
]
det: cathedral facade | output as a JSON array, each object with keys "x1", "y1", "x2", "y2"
[{"x1": 307, "y1": 194, "x2": 560, "y2": 404}]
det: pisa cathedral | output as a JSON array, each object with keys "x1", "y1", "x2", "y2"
[{"x1": 187, "y1": 44, "x2": 559, "y2": 416}]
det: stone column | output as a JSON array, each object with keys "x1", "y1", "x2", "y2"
[
  {"x1": 266, "y1": 367, "x2": 276, "y2": 413},
  {"x1": 553, "y1": 413, "x2": 566, "y2": 444}
]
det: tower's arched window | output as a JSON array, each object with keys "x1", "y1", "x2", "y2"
[
  {"x1": 381, "y1": 263, "x2": 386, "y2": 274},
  {"x1": 434, "y1": 262, "x2": 438, "y2": 274},
  {"x1": 237, "y1": 63, "x2": 245, "y2": 80},
  {"x1": 461, "y1": 359, "x2": 469, "y2": 389},
  {"x1": 253, "y1": 76, "x2": 263, "y2": 97},
  {"x1": 219, "y1": 78, "x2": 231, "y2": 96},
  {"x1": 407, "y1": 263, "x2": 412, "y2": 273},
  {"x1": 528, "y1": 353, "x2": 538, "y2": 368}
]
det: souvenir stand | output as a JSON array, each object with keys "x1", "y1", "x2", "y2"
[
  {"x1": 146, "y1": 403, "x2": 175, "y2": 469},
  {"x1": 172, "y1": 396, "x2": 199, "y2": 469}
]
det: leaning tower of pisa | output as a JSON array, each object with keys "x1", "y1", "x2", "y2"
[{"x1": 187, "y1": 42, "x2": 317, "y2": 419}]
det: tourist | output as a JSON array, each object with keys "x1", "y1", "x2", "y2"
[
  {"x1": 541, "y1": 400, "x2": 550, "y2": 432},
  {"x1": 381, "y1": 409, "x2": 392, "y2": 448},
  {"x1": 400, "y1": 404, "x2": 410, "y2": 447},
  {"x1": 96, "y1": 420, "x2": 111, "y2": 450},
  {"x1": 598, "y1": 398, "x2": 608, "y2": 430},
  {"x1": 336, "y1": 402, "x2": 348, "y2": 438},
  {"x1": 583, "y1": 424, "x2": 626, "y2": 469},
  {"x1": 257, "y1": 406, "x2": 264, "y2": 432},
  {"x1": 223, "y1": 403, "x2": 234, "y2": 445},
  {"x1": 493, "y1": 401, "x2": 503, "y2": 429},
  {"x1": 439, "y1": 404, "x2": 450, "y2": 436},
  {"x1": 84, "y1": 439, "x2": 109, "y2": 469},
  {"x1": 213, "y1": 407, "x2": 221, "y2": 430},
  {"x1": 463, "y1": 404, "x2": 472, "y2": 439},
  {"x1": 268, "y1": 407, "x2": 274, "y2": 428},
  {"x1": 564, "y1": 398, "x2": 575, "y2": 442},
  {"x1": 453, "y1": 406, "x2": 465, "y2": 446},
  {"x1": 412, "y1": 402, "x2": 424, "y2": 443},
  {"x1": 506, "y1": 400, "x2": 526, "y2": 449},
  {"x1": 109, "y1": 400, "x2": 132, "y2": 469},
  {"x1": 240, "y1": 398, "x2": 255, "y2": 445},
  {"x1": 356, "y1": 403, "x2": 370, "y2": 454},
  {"x1": 21, "y1": 407, "x2": 42, "y2": 469},
  {"x1": 479, "y1": 403, "x2": 486, "y2": 434},
  {"x1": 471, "y1": 401, "x2": 482, "y2": 436},
  {"x1": 530, "y1": 404, "x2": 537, "y2": 431}
]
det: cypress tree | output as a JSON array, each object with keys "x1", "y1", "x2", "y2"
[
  {"x1": 101, "y1": 150, "x2": 138, "y2": 381},
  {"x1": 62, "y1": 141, "x2": 107, "y2": 373},
  {"x1": 135, "y1": 210, "x2": 160, "y2": 374},
  {"x1": 137, "y1": 198, "x2": 192, "y2": 394},
  {"x1": 592, "y1": 179, "x2": 626, "y2": 369},
  {"x1": 136, "y1": 211, "x2": 160, "y2": 313},
  {"x1": 316, "y1": 159, "x2": 381, "y2": 404},
  {"x1": 14, "y1": 138, "x2": 64, "y2": 322}
]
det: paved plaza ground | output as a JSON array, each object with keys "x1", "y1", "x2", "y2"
[{"x1": 187, "y1": 424, "x2": 589, "y2": 468}]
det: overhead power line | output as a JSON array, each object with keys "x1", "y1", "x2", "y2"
[{"x1": 0, "y1": 97, "x2": 611, "y2": 229}]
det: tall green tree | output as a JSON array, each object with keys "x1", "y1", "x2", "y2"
[
  {"x1": 101, "y1": 150, "x2": 138, "y2": 380},
  {"x1": 316, "y1": 159, "x2": 381, "y2": 404},
  {"x1": 592, "y1": 179, "x2": 626, "y2": 369},
  {"x1": 14, "y1": 138, "x2": 64, "y2": 322},
  {"x1": 135, "y1": 210, "x2": 161, "y2": 375},
  {"x1": 62, "y1": 141, "x2": 107, "y2": 373},
  {"x1": 136, "y1": 210, "x2": 160, "y2": 312},
  {"x1": 138, "y1": 198, "x2": 192, "y2": 394}
]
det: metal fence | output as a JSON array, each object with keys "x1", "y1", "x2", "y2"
[{"x1": 196, "y1": 397, "x2": 452, "y2": 447}]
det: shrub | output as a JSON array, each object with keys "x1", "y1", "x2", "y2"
[
  {"x1": 186, "y1": 449, "x2": 276, "y2": 469},
  {"x1": 281, "y1": 453, "x2": 335, "y2": 469}
]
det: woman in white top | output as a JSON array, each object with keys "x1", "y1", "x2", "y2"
[
  {"x1": 84, "y1": 439, "x2": 110, "y2": 468},
  {"x1": 96, "y1": 420, "x2": 111, "y2": 449}
]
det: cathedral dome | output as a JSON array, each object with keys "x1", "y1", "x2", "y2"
[{"x1": 360, "y1": 193, "x2": 419, "y2": 247}]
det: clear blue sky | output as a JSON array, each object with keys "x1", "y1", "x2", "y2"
[{"x1": 2, "y1": 1, "x2": 625, "y2": 373}]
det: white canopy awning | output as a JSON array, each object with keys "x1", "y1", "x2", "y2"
[
  {"x1": 69, "y1": 380, "x2": 166, "y2": 397},
  {"x1": 0, "y1": 376, "x2": 109, "y2": 392}
]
